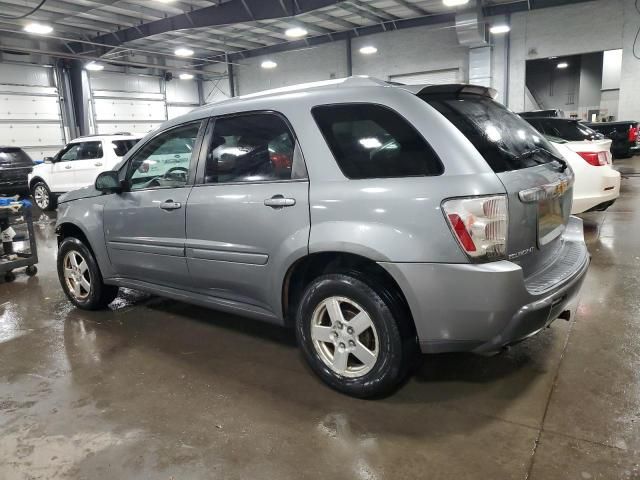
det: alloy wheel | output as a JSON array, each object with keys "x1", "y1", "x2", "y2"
[
  {"x1": 63, "y1": 251, "x2": 91, "y2": 300},
  {"x1": 33, "y1": 185, "x2": 49, "y2": 210},
  {"x1": 310, "y1": 296, "x2": 379, "y2": 378}
]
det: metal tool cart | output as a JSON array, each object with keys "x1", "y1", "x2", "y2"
[{"x1": 0, "y1": 197, "x2": 38, "y2": 282}]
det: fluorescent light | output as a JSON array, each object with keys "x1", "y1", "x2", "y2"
[
  {"x1": 359, "y1": 46, "x2": 378, "y2": 55},
  {"x1": 23, "y1": 23, "x2": 53, "y2": 35},
  {"x1": 174, "y1": 48, "x2": 193, "y2": 57},
  {"x1": 154, "y1": 0, "x2": 176, "y2": 3},
  {"x1": 179, "y1": 73, "x2": 194, "y2": 80},
  {"x1": 261, "y1": 60, "x2": 277, "y2": 69},
  {"x1": 285, "y1": 27, "x2": 308, "y2": 38},
  {"x1": 85, "y1": 62, "x2": 104, "y2": 71},
  {"x1": 443, "y1": 0, "x2": 469, "y2": 6},
  {"x1": 490, "y1": 24, "x2": 511, "y2": 34},
  {"x1": 557, "y1": 62, "x2": 569, "y2": 69}
]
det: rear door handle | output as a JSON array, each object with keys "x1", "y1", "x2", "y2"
[
  {"x1": 160, "y1": 200, "x2": 182, "y2": 211},
  {"x1": 94, "y1": 162, "x2": 103, "y2": 167},
  {"x1": 264, "y1": 195, "x2": 296, "y2": 208}
]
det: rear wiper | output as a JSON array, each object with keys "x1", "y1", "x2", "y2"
[{"x1": 517, "y1": 148, "x2": 568, "y2": 172}]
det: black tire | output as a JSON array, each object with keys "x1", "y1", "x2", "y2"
[
  {"x1": 31, "y1": 181, "x2": 56, "y2": 211},
  {"x1": 25, "y1": 265, "x2": 37, "y2": 276},
  {"x1": 57, "y1": 237, "x2": 118, "y2": 310},
  {"x1": 295, "y1": 273, "x2": 416, "y2": 398},
  {"x1": 4, "y1": 271, "x2": 15, "y2": 282}
]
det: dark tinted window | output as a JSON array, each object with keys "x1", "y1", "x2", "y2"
[
  {"x1": 58, "y1": 141, "x2": 103, "y2": 161},
  {"x1": 528, "y1": 119, "x2": 602, "y2": 141},
  {"x1": 205, "y1": 113, "x2": 304, "y2": 184},
  {"x1": 0, "y1": 148, "x2": 32, "y2": 166},
  {"x1": 312, "y1": 104, "x2": 443, "y2": 179},
  {"x1": 424, "y1": 94, "x2": 558, "y2": 173},
  {"x1": 112, "y1": 139, "x2": 139, "y2": 157}
]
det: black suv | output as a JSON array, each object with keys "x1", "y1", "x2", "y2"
[{"x1": 0, "y1": 147, "x2": 33, "y2": 195}]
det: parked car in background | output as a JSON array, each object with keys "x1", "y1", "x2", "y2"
[
  {"x1": 0, "y1": 146, "x2": 33, "y2": 195},
  {"x1": 54, "y1": 78, "x2": 589, "y2": 397},
  {"x1": 28, "y1": 133, "x2": 142, "y2": 210},
  {"x1": 547, "y1": 136, "x2": 620, "y2": 213},
  {"x1": 585, "y1": 120, "x2": 640, "y2": 159},
  {"x1": 519, "y1": 109, "x2": 564, "y2": 118}
]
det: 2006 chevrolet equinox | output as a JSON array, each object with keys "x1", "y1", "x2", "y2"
[{"x1": 55, "y1": 77, "x2": 589, "y2": 398}]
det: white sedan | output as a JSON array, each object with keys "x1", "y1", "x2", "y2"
[{"x1": 549, "y1": 137, "x2": 620, "y2": 214}]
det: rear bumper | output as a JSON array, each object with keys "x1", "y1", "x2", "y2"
[
  {"x1": 380, "y1": 216, "x2": 589, "y2": 354},
  {"x1": 572, "y1": 168, "x2": 620, "y2": 214}
]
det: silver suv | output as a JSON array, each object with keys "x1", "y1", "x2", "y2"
[{"x1": 55, "y1": 77, "x2": 589, "y2": 398}]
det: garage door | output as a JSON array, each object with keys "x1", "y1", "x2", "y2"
[
  {"x1": 89, "y1": 71, "x2": 167, "y2": 135},
  {"x1": 0, "y1": 64, "x2": 65, "y2": 161},
  {"x1": 389, "y1": 68, "x2": 461, "y2": 85}
]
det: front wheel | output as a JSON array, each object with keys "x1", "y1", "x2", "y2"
[
  {"x1": 57, "y1": 237, "x2": 118, "y2": 310},
  {"x1": 31, "y1": 181, "x2": 56, "y2": 211},
  {"x1": 295, "y1": 273, "x2": 416, "y2": 398}
]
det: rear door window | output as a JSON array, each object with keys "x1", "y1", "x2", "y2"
[
  {"x1": 423, "y1": 94, "x2": 559, "y2": 173},
  {"x1": 312, "y1": 104, "x2": 443, "y2": 179},
  {"x1": 538, "y1": 120, "x2": 601, "y2": 141}
]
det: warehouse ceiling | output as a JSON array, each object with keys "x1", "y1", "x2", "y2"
[{"x1": 0, "y1": 0, "x2": 594, "y2": 70}]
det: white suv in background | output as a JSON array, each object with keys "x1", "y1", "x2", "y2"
[{"x1": 29, "y1": 133, "x2": 142, "y2": 210}]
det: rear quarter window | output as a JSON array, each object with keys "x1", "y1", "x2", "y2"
[{"x1": 312, "y1": 103, "x2": 443, "y2": 179}]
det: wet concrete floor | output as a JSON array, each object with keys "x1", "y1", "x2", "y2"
[{"x1": 1, "y1": 158, "x2": 640, "y2": 479}]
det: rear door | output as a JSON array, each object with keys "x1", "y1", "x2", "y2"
[{"x1": 186, "y1": 112, "x2": 310, "y2": 314}]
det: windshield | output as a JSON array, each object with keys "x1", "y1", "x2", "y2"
[
  {"x1": 526, "y1": 118, "x2": 602, "y2": 141},
  {"x1": 112, "y1": 139, "x2": 140, "y2": 157},
  {"x1": 422, "y1": 94, "x2": 558, "y2": 173}
]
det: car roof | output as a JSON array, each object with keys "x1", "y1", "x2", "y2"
[
  {"x1": 181, "y1": 76, "x2": 495, "y2": 120},
  {"x1": 69, "y1": 134, "x2": 143, "y2": 143}
]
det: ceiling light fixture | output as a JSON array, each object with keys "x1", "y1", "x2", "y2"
[
  {"x1": 154, "y1": 0, "x2": 176, "y2": 3},
  {"x1": 489, "y1": 24, "x2": 511, "y2": 34},
  {"x1": 179, "y1": 73, "x2": 194, "y2": 80},
  {"x1": 443, "y1": 0, "x2": 469, "y2": 6},
  {"x1": 285, "y1": 27, "x2": 308, "y2": 38},
  {"x1": 359, "y1": 46, "x2": 378, "y2": 55},
  {"x1": 261, "y1": 60, "x2": 277, "y2": 69},
  {"x1": 174, "y1": 48, "x2": 194, "y2": 57},
  {"x1": 557, "y1": 62, "x2": 569, "y2": 69},
  {"x1": 85, "y1": 62, "x2": 104, "y2": 71},
  {"x1": 23, "y1": 23, "x2": 53, "y2": 35}
]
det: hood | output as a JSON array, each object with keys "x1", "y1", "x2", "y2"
[{"x1": 58, "y1": 184, "x2": 103, "y2": 204}]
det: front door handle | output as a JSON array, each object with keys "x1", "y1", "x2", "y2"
[
  {"x1": 264, "y1": 195, "x2": 296, "y2": 208},
  {"x1": 64, "y1": 165, "x2": 72, "y2": 169},
  {"x1": 160, "y1": 200, "x2": 182, "y2": 211}
]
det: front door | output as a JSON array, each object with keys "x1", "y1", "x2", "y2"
[
  {"x1": 103, "y1": 121, "x2": 204, "y2": 287},
  {"x1": 186, "y1": 112, "x2": 310, "y2": 314},
  {"x1": 71, "y1": 141, "x2": 106, "y2": 189}
]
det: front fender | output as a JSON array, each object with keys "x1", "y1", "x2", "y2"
[{"x1": 56, "y1": 198, "x2": 115, "y2": 279}]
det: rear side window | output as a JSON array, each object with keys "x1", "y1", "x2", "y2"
[
  {"x1": 0, "y1": 148, "x2": 32, "y2": 166},
  {"x1": 312, "y1": 104, "x2": 443, "y2": 179},
  {"x1": 112, "y1": 139, "x2": 139, "y2": 157}
]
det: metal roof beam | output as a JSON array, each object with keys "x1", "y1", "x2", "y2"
[
  {"x1": 391, "y1": 0, "x2": 429, "y2": 16},
  {"x1": 75, "y1": 0, "x2": 345, "y2": 52}
]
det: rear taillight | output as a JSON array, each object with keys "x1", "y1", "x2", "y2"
[
  {"x1": 629, "y1": 126, "x2": 638, "y2": 144},
  {"x1": 443, "y1": 195, "x2": 508, "y2": 261},
  {"x1": 577, "y1": 151, "x2": 608, "y2": 166}
]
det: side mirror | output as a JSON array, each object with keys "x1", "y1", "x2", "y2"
[
  {"x1": 95, "y1": 171, "x2": 125, "y2": 193},
  {"x1": 44, "y1": 156, "x2": 54, "y2": 163}
]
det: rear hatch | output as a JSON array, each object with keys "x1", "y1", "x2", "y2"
[
  {"x1": 419, "y1": 88, "x2": 574, "y2": 278},
  {"x1": 0, "y1": 147, "x2": 33, "y2": 184}
]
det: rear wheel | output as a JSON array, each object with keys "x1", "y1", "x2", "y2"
[
  {"x1": 295, "y1": 273, "x2": 416, "y2": 398},
  {"x1": 31, "y1": 181, "x2": 56, "y2": 211},
  {"x1": 57, "y1": 237, "x2": 118, "y2": 310}
]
